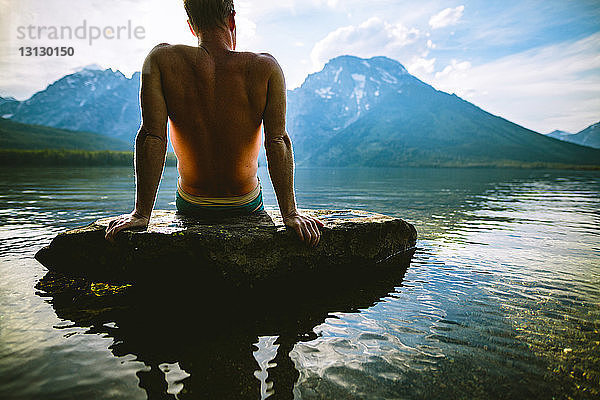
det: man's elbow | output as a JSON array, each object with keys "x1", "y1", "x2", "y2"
[
  {"x1": 136, "y1": 126, "x2": 167, "y2": 145},
  {"x1": 265, "y1": 131, "x2": 291, "y2": 149},
  {"x1": 135, "y1": 127, "x2": 168, "y2": 156}
]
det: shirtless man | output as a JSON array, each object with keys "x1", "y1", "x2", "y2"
[{"x1": 104, "y1": 0, "x2": 322, "y2": 246}]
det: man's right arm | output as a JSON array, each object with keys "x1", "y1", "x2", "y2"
[{"x1": 262, "y1": 55, "x2": 323, "y2": 247}]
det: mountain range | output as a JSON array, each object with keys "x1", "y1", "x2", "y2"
[
  {"x1": 287, "y1": 56, "x2": 599, "y2": 166},
  {"x1": 1, "y1": 56, "x2": 599, "y2": 167},
  {"x1": 0, "y1": 65, "x2": 141, "y2": 142},
  {"x1": 546, "y1": 124, "x2": 600, "y2": 149}
]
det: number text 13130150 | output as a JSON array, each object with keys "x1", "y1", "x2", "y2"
[{"x1": 19, "y1": 47, "x2": 75, "y2": 56}]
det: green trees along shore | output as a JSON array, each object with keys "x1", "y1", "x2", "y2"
[
  {"x1": 0, "y1": 149, "x2": 178, "y2": 167},
  {"x1": 0, "y1": 118, "x2": 177, "y2": 167}
]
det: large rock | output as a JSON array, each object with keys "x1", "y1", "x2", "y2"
[{"x1": 35, "y1": 208, "x2": 417, "y2": 286}]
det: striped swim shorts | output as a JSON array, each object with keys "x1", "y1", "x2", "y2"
[{"x1": 175, "y1": 177, "x2": 264, "y2": 217}]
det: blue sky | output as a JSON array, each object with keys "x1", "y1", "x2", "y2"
[{"x1": 1, "y1": 0, "x2": 598, "y2": 133}]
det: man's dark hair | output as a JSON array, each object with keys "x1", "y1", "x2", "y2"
[{"x1": 184, "y1": 0, "x2": 235, "y2": 31}]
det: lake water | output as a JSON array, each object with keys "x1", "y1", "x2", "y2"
[{"x1": 0, "y1": 166, "x2": 598, "y2": 399}]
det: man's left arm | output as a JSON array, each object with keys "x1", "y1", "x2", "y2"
[{"x1": 105, "y1": 45, "x2": 168, "y2": 242}]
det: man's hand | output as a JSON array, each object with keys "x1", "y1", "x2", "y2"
[
  {"x1": 104, "y1": 212, "x2": 150, "y2": 243},
  {"x1": 283, "y1": 212, "x2": 324, "y2": 247}
]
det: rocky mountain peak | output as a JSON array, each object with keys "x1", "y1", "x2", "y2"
[
  {"x1": 287, "y1": 55, "x2": 423, "y2": 140},
  {"x1": 300, "y1": 55, "x2": 410, "y2": 95}
]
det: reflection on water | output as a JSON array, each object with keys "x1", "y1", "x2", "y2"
[
  {"x1": 1, "y1": 166, "x2": 599, "y2": 399},
  {"x1": 34, "y1": 252, "x2": 413, "y2": 399}
]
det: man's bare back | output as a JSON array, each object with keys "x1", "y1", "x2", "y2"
[
  {"x1": 105, "y1": 1, "x2": 322, "y2": 246},
  {"x1": 158, "y1": 45, "x2": 271, "y2": 196}
]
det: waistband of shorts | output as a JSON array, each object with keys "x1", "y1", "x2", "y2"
[{"x1": 176, "y1": 178, "x2": 262, "y2": 207}]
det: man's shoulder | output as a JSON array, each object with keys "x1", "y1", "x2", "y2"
[
  {"x1": 148, "y1": 42, "x2": 173, "y2": 53},
  {"x1": 255, "y1": 52, "x2": 280, "y2": 67},
  {"x1": 237, "y1": 51, "x2": 281, "y2": 75},
  {"x1": 143, "y1": 43, "x2": 172, "y2": 63}
]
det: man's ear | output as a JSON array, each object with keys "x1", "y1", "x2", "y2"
[
  {"x1": 228, "y1": 12, "x2": 236, "y2": 50},
  {"x1": 228, "y1": 13, "x2": 235, "y2": 33},
  {"x1": 187, "y1": 19, "x2": 197, "y2": 37}
]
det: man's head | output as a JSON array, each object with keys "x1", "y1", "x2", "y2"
[{"x1": 184, "y1": 0, "x2": 235, "y2": 33}]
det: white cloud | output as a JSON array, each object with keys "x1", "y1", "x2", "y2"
[
  {"x1": 431, "y1": 33, "x2": 600, "y2": 132},
  {"x1": 310, "y1": 17, "x2": 420, "y2": 69},
  {"x1": 407, "y1": 57, "x2": 436, "y2": 75},
  {"x1": 429, "y1": 5, "x2": 465, "y2": 29},
  {"x1": 235, "y1": 15, "x2": 257, "y2": 43},
  {"x1": 435, "y1": 59, "x2": 471, "y2": 79}
]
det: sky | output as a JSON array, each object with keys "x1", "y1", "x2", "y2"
[{"x1": 0, "y1": 0, "x2": 599, "y2": 133}]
